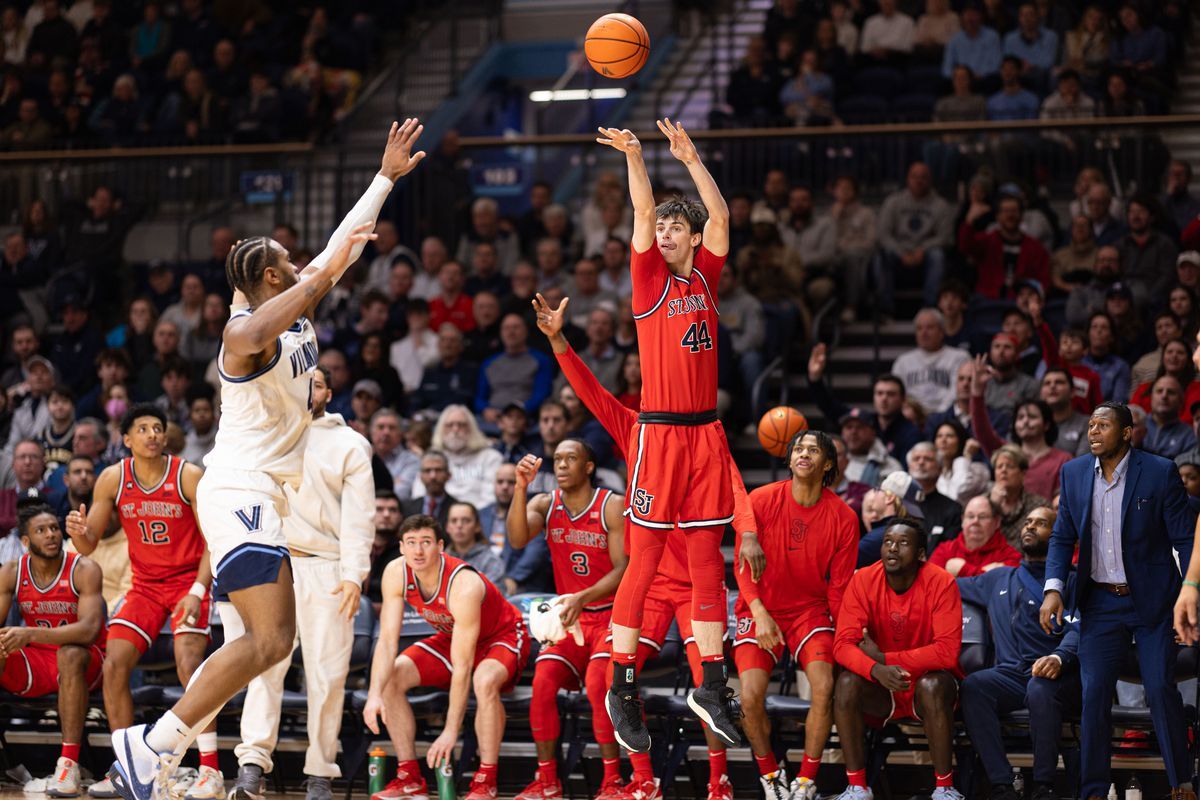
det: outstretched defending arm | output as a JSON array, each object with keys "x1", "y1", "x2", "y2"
[
  {"x1": 597, "y1": 127, "x2": 655, "y2": 253},
  {"x1": 658, "y1": 118, "x2": 728, "y2": 257}
]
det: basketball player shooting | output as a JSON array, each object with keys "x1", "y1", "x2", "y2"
[
  {"x1": 103, "y1": 119, "x2": 426, "y2": 800},
  {"x1": 595, "y1": 119, "x2": 739, "y2": 749}
]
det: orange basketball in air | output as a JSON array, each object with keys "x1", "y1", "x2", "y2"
[
  {"x1": 757, "y1": 406, "x2": 808, "y2": 458},
  {"x1": 585, "y1": 13, "x2": 650, "y2": 79}
]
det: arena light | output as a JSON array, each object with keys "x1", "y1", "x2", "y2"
[{"x1": 528, "y1": 88, "x2": 627, "y2": 102}]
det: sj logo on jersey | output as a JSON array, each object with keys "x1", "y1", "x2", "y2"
[
  {"x1": 632, "y1": 488, "x2": 654, "y2": 517},
  {"x1": 736, "y1": 617, "x2": 753, "y2": 636},
  {"x1": 788, "y1": 519, "x2": 808, "y2": 550},
  {"x1": 889, "y1": 611, "x2": 907, "y2": 638}
]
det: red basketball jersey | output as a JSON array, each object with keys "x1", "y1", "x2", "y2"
[
  {"x1": 403, "y1": 553, "x2": 521, "y2": 639},
  {"x1": 116, "y1": 455, "x2": 206, "y2": 587},
  {"x1": 544, "y1": 487, "x2": 617, "y2": 610},
  {"x1": 630, "y1": 243, "x2": 724, "y2": 414},
  {"x1": 15, "y1": 551, "x2": 106, "y2": 647}
]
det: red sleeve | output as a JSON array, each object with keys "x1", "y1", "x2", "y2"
[
  {"x1": 554, "y1": 346, "x2": 637, "y2": 457},
  {"x1": 833, "y1": 572, "x2": 879, "y2": 681},
  {"x1": 969, "y1": 393, "x2": 1006, "y2": 456},
  {"x1": 730, "y1": 462, "x2": 755, "y2": 535},
  {"x1": 827, "y1": 506, "x2": 859, "y2": 621},
  {"x1": 1131, "y1": 382, "x2": 1152, "y2": 412},
  {"x1": 884, "y1": 570, "x2": 963, "y2": 677},
  {"x1": 734, "y1": 485, "x2": 765, "y2": 604},
  {"x1": 630, "y1": 245, "x2": 669, "y2": 316},
  {"x1": 928, "y1": 539, "x2": 954, "y2": 569},
  {"x1": 1036, "y1": 321, "x2": 1062, "y2": 369}
]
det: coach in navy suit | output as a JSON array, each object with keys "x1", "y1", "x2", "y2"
[{"x1": 1040, "y1": 402, "x2": 1197, "y2": 800}]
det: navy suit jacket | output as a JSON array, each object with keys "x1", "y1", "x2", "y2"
[{"x1": 1047, "y1": 449, "x2": 1196, "y2": 627}]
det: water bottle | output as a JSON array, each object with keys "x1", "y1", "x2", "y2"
[
  {"x1": 437, "y1": 764, "x2": 456, "y2": 800},
  {"x1": 368, "y1": 747, "x2": 388, "y2": 796},
  {"x1": 1125, "y1": 774, "x2": 1142, "y2": 800},
  {"x1": 1108, "y1": 784, "x2": 1119, "y2": 800},
  {"x1": 1012, "y1": 768, "x2": 1024, "y2": 797}
]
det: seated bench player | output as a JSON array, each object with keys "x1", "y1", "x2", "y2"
[
  {"x1": 0, "y1": 494, "x2": 106, "y2": 797},
  {"x1": 365, "y1": 514, "x2": 530, "y2": 800},
  {"x1": 832, "y1": 518, "x2": 964, "y2": 800}
]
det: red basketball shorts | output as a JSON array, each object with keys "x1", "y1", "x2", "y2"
[
  {"x1": 535, "y1": 610, "x2": 612, "y2": 688},
  {"x1": 625, "y1": 420, "x2": 734, "y2": 530},
  {"x1": 109, "y1": 582, "x2": 211, "y2": 654},
  {"x1": 0, "y1": 642, "x2": 104, "y2": 697},
  {"x1": 732, "y1": 608, "x2": 835, "y2": 674},
  {"x1": 403, "y1": 620, "x2": 530, "y2": 692}
]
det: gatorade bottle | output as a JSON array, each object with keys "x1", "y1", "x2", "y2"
[
  {"x1": 437, "y1": 764, "x2": 456, "y2": 800},
  {"x1": 368, "y1": 747, "x2": 388, "y2": 796}
]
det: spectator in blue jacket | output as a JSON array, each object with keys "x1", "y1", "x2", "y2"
[{"x1": 959, "y1": 505, "x2": 1081, "y2": 800}]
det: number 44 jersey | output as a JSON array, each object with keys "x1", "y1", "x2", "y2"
[{"x1": 116, "y1": 454, "x2": 206, "y2": 588}]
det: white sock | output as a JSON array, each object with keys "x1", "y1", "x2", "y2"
[
  {"x1": 195, "y1": 732, "x2": 218, "y2": 754},
  {"x1": 145, "y1": 711, "x2": 191, "y2": 754}
]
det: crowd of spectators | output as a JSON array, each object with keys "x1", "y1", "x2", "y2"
[{"x1": 0, "y1": 0, "x2": 386, "y2": 149}]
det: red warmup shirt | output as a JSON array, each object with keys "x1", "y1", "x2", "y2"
[
  {"x1": 554, "y1": 345, "x2": 754, "y2": 585},
  {"x1": 834, "y1": 561, "x2": 963, "y2": 683},
  {"x1": 928, "y1": 529, "x2": 1021, "y2": 577},
  {"x1": 957, "y1": 224, "x2": 1050, "y2": 300},
  {"x1": 630, "y1": 243, "x2": 724, "y2": 413},
  {"x1": 734, "y1": 482, "x2": 858, "y2": 621},
  {"x1": 429, "y1": 293, "x2": 476, "y2": 332}
]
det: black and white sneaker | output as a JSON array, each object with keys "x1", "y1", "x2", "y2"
[
  {"x1": 605, "y1": 688, "x2": 650, "y2": 753},
  {"x1": 686, "y1": 684, "x2": 742, "y2": 747}
]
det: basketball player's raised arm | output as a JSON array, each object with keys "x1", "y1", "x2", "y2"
[
  {"x1": 0, "y1": 558, "x2": 103, "y2": 651},
  {"x1": 427, "y1": 571, "x2": 485, "y2": 768},
  {"x1": 596, "y1": 127, "x2": 655, "y2": 253},
  {"x1": 363, "y1": 558, "x2": 407, "y2": 734},
  {"x1": 65, "y1": 464, "x2": 121, "y2": 555},
  {"x1": 301, "y1": 119, "x2": 426, "y2": 283},
  {"x1": 657, "y1": 118, "x2": 728, "y2": 257},
  {"x1": 508, "y1": 456, "x2": 550, "y2": 549}
]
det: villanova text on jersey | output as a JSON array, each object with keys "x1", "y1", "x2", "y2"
[{"x1": 290, "y1": 339, "x2": 319, "y2": 378}]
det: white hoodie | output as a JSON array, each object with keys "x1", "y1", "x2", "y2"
[{"x1": 281, "y1": 412, "x2": 374, "y2": 586}]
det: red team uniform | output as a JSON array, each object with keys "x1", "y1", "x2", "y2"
[
  {"x1": 1, "y1": 551, "x2": 105, "y2": 696},
  {"x1": 110, "y1": 455, "x2": 210, "y2": 652},
  {"x1": 833, "y1": 562, "x2": 963, "y2": 724},
  {"x1": 401, "y1": 553, "x2": 530, "y2": 691},
  {"x1": 732, "y1": 483, "x2": 859, "y2": 673}
]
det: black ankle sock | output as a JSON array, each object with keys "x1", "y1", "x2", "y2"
[
  {"x1": 701, "y1": 659, "x2": 727, "y2": 687},
  {"x1": 612, "y1": 661, "x2": 638, "y2": 691}
]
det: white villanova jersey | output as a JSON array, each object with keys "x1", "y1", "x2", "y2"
[{"x1": 204, "y1": 311, "x2": 319, "y2": 488}]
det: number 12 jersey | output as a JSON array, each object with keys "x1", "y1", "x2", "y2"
[{"x1": 115, "y1": 454, "x2": 206, "y2": 588}]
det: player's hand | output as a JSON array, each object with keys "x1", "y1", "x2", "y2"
[
  {"x1": 532, "y1": 292, "x2": 568, "y2": 338},
  {"x1": 753, "y1": 609, "x2": 782, "y2": 652},
  {"x1": 807, "y1": 343, "x2": 827, "y2": 383},
  {"x1": 0, "y1": 626, "x2": 33, "y2": 655},
  {"x1": 379, "y1": 118, "x2": 426, "y2": 181},
  {"x1": 870, "y1": 663, "x2": 911, "y2": 692},
  {"x1": 427, "y1": 730, "x2": 458, "y2": 769},
  {"x1": 65, "y1": 504, "x2": 88, "y2": 540},
  {"x1": 596, "y1": 127, "x2": 641, "y2": 155},
  {"x1": 1175, "y1": 583, "x2": 1200, "y2": 644},
  {"x1": 859, "y1": 628, "x2": 884, "y2": 664},
  {"x1": 363, "y1": 693, "x2": 388, "y2": 734},
  {"x1": 1031, "y1": 655, "x2": 1062, "y2": 679},
  {"x1": 1039, "y1": 590, "x2": 1064, "y2": 635},
  {"x1": 557, "y1": 593, "x2": 585, "y2": 630},
  {"x1": 657, "y1": 117, "x2": 698, "y2": 165},
  {"x1": 970, "y1": 354, "x2": 993, "y2": 397},
  {"x1": 515, "y1": 455, "x2": 542, "y2": 490},
  {"x1": 171, "y1": 594, "x2": 202, "y2": 629},
  {"x1": 333, "y1": 580, "x2": 362, "y2": 620},
  {"x1": 737, "y1": 532, "x2": 766, "y2": 582}
]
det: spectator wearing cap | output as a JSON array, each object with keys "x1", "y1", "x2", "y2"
[
  {"x1": 46, "y1": 295, "x2": 103, "y2": 396},
  {"x1": 873, "y1": 162, "x2": 954, "y2": 317},
  {"x1": 839, "y1": 407, "x2": 902, "y2": 488},
  {"x1": 930, "y1": 495, "x2": 1022, "y2": 577},
  {"x1": 1163, "y1": 161, "x2": 1200, "y2": 235},
  {"x1": 6, "y1": 355, "x2": 55, "y2": 451},
  {"x1": 1118, "y1": 193, "x2": 1178, "y2": 300},
  {"x1": 475, "y1": 314, "x2": 553, "y2": 425},
  {"x1": 981, "y1": 336, "x2": 1039, "y2": 415},
  {"x1": 1082, "y1": 311, "x2": 1132, "y2": 402},
  {"x1": 902, "y1": 444, "x2": 964, "y2": 552},
  {"x1": 959, "y1": 193, "x2": 1050, "y2": 300},
  {"x1": 809, "y1": 344, "x2": 921, "y2": 461},
  {"x1": 410, "y1": 324, "x2": 479, "y2": 414},
  {"x1": 493, "y1": 403, "x2": 536, "y2": 464},
  {"x1": 942, "y1": 4, "x2": 1002, "y2": 82},
  {"x1": 855, "y1": 472, "x2": 927, "y2": 566},
  {"x1": 349, "y1": 379, "x2": 383, "y2": 437},
  {"x1": 891, "y1": 308, "x2": 970, "y2": 416},
  {"x1": 1144, "y1": 375, "x2": 1198, "y2": 460},
  {"x1": 1132, "y1": 313, "x2": 1187, "y2": 387},
  {"x1": 1104, "y1": 282, "x2": 1150, "y2": 362},
  {"x1": 1175, "y1": 251, "x2": 1200, "y2": 295},
  {"x1": 1065, "y1": 245, "x2": 1125, "y2": 329},
  {"x1": 1003, "y1": 3, "x2": 1058, "y2": 90}
]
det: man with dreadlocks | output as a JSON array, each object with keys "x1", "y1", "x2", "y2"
[
  {"x1": 732, "y1": 429, "x2": 859, "y2": 800},
  {"x1": 105, "y1": 119, "x2": 426, "y2": 800},
  {"x1": 594, "y1": 117, "x2": 740, "y2": 752}
]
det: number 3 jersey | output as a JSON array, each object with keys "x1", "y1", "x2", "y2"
[
  {"x1": 116, "y1": 454, "x2": 205, "y2": 588},
  {"x1": 630, "y1": 243, "x2": 724, "y2": 414},
  {"x1": 543, "y1": 487, "x2": 617, "y2": 611}
]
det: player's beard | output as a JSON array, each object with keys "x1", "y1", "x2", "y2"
[{"x1": 1021, "y1": 535, "x2": 1050, "y2": 559}]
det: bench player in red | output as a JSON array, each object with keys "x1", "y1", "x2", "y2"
[
  {"x1": 0, "y1": 494, "x2": 106, "y2": 798},
  {"x1": 507, "y1": 441, "x2": 627, "y2": 800},
  {"x1": 595, "y1": 118, "x2": 738, "y2": 750},
  {"x1": 365, "y1": 515, "x2": 530, "y2": 800},
  {"x1": 65, "y1": 404, "x2": 220, "y2": 800},
  {"x1": 732, "y1": 430, "x2": 858, "y2": 800},
  {"x1": 532, "y1": 293, "x2": 760, "y2": 800}
]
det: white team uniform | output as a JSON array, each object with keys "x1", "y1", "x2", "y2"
[{"x1": 198, "y1": 313, "x2": 319, "y2": 595}]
